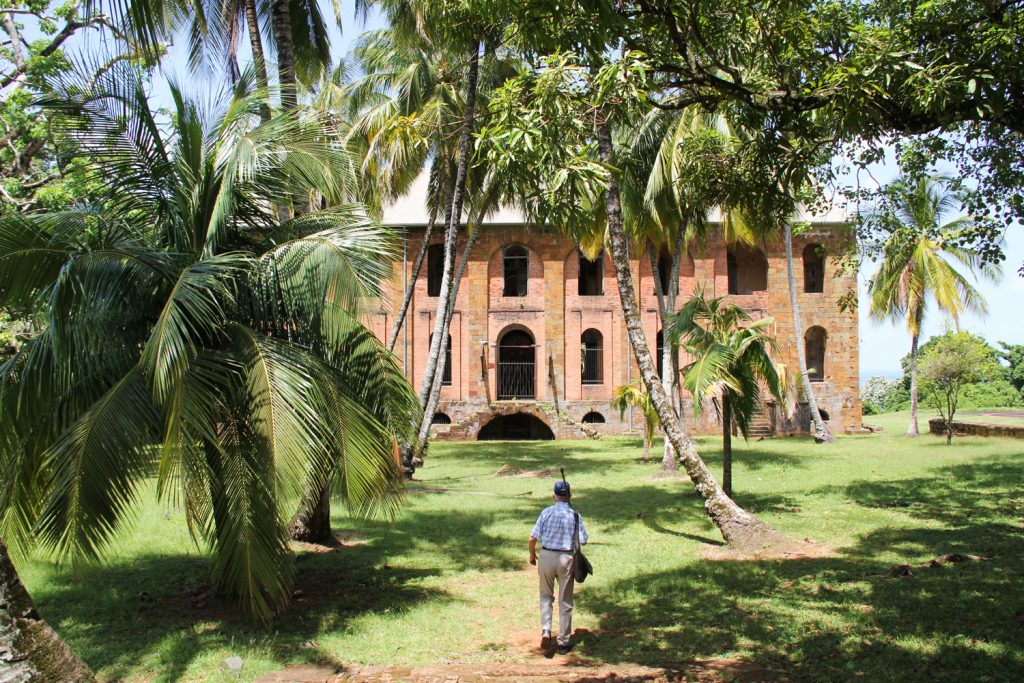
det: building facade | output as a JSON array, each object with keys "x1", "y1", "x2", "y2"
[{"x1": 369, "y1": 185, "x2": 863, "y2": 440}]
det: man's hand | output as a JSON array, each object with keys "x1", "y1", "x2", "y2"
[
  {"x1": 528, "y1": 536, "x2": 537, "y2": 566},
  {"x1": 529, "y1": 554, "x2": 537, "y2": 566}
]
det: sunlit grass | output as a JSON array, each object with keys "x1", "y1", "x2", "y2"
[{"x1": 17, "y1": 419, "x2": 1024, "y2": 681}]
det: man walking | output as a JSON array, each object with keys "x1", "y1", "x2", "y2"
[{"x1": 528, "y1": 480, "x2": 588, "y2": 655}]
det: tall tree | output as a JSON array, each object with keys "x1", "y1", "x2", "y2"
[
  {"x1": 867, "y1": 175, "x2": 998, "y2": 437},
  {"x1": 0, "y1": 68, "x2": 416, "y2": 620},
  {"x1": 480, "y1": 54, "x2": 787, "y2": 547},
  {"x1": 673, "y1": 289, "x2": 788, "y2": 496}
]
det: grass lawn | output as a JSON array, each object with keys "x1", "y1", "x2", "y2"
[{"x1": 18, "y1": 414, "x2": 1024, "y2": 682}]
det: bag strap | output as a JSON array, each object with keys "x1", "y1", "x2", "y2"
[{"x1": 573, "y1": 512, "x2": 581, "y2": 553}]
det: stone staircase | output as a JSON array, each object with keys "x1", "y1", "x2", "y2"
[
  {"x1": 536, "y1": 402, "x2": 602, "y2": 440},
  {"x1": 745, "y1": 409, "x2": 775, "y2": 438}
]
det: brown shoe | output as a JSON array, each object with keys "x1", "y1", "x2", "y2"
[{"x1": 540, "y1": 630, "x2": 552, "y2": 650}]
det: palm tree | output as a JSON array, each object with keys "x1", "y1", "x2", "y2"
[
  {"x1": 342, "y1": 19, "x2": 521, "y2": 471},
  {"x1": 620, "y1": 106, "x2": 723, "y2": 470},
  {"x1": 0, "y1": 67, "x2": 417, "y2": 621},
  {"x1": 596, "y1": 122, "x2": 786, "y2": 548},
  {"x1": 673, "y1": 289, "x2": 788, "y2": 496},
  {"x1": 611, "y1": 383, "x2": 660, "y2": 461},
  {"x1": 868, "y1": 174, "x2": 997, "y2": 437}
]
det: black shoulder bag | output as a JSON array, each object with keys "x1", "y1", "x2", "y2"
[{"x1": 572, "y1": 512, "x2": 593, "y2": 583}]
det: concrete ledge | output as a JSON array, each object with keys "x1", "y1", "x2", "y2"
[{"x1": 928, "y1": 418, "x2": 1024, "y2": 439}]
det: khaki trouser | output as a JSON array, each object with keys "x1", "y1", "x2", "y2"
[{"x1": 538, "y1": 548, "x2": 575, "y2": 645}]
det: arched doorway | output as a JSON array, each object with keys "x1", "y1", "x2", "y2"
[
  {"x1": 498, "y1": 329, "x2": 535, "y2": 400},
  {"x1": 478, "y1": 413, "x2": 555, "y2": 440}
]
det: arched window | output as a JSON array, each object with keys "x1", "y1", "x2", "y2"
[
  {"x1": 503, "y1": 245, "x2": 529, "y2": 297},
  {"x1": 581, "y1": 329, "x2": 603, "y2": 384},
  {"x1": 431, "y1": 412, "x2": 452, "y2": 425},
  {"x1": 727, "y1": 245, "x2": 768, "y2": 294},
  {"x1": 427, "y1": 243, "x2": 444, "y2": 297},
  {"x1": 655, "y1": 248, "x2": 672, "y2": 294},
  {"x1": 429, "y1": 333, "x2": 453, "y2": 386},
  {"x1": 656, "y1": 329, "x2": 664, "y2": 377},
  {"x1": 578, "y1": 250, "x2": 603, "y2": 296},
  {"x1": 803, "y1": 244, "x2": 824, "y2": 293},
  {"x1": 581, "y1": 411, "x2": 606, "y2": 424},
  {"x1": 498, "y1": 329, "x2": 535, "y2": 399},
  {"x1": 805, "y1": 326, "x2": 826, "y2": 383}
]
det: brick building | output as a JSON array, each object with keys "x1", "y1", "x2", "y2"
[{"x1": 368, "y1": 176, "x2": 863, "y2": 440}]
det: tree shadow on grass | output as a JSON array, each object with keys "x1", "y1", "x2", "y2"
[
  {"x1": 434, "y1": 439, "x2": 623, "y2": 476},
  {"x1": 32, "y1": 547, "x2": 444, "y2": 682},
  {"x1": 338, "y1": 506, "x2": 532, "y2": 574},
  {"x1": 579, "y1": 456, "x2": 1024, "y2": 681}
]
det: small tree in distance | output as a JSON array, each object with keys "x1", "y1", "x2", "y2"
[
  {"x1": 673, "y1": 289, "x2": 789, "y2": 496},
  {"x1": 611, "y1": 382, "x2": 660, "y2": 462},
  {"x1": 919, "y1": 331, "x2": 1002, "y2": 444}
]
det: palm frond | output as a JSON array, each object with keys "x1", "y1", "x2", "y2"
[{"x1": 35, "y1": 368, "x2": 161, "y2": 568}]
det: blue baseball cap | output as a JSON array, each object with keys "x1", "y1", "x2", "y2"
[{"x1": 554, "y1": 481, "x2": 571, "y2": 497}]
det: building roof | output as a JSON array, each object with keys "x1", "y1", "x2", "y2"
[{"x1": 380, "y1": 171, "x2": 852, "y2": 227}]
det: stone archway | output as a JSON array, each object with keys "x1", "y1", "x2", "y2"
[{"x1": 477, "y1": 412, "x2": 555, "y2": 440}]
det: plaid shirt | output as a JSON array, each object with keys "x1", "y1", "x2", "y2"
[{"x1": 531, "y1": 501, "x2": 588, "y2": 552}]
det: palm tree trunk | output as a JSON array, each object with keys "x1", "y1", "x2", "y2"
[
  {"x1": 227, "y1": 10, "x2": 242, "y2": 86},
  {"x1": 598, "y1": 122, "x2": 784, "y2": 548},
  {"x1": 649, "y1": 242, "x2": 678, "y2": 472},
  {"x1": 722, "y1": 396, "x2": 733, "y2": 497},
  {"x1": 245, "y1": 0, "x2": 269, "y2": 85},
  {"x1": 0, "y1": 538, "x2": 95, "y2": 682},
  {"x1": 412, "y1": 225, "x2": 481, "y2": 462},
  {"x1": 287, "y1": 485, "x2": 332, "y2": 543},
  {"x1": 642, "y1": 421, "x2": 651, "y2": 461},
  {"x1": 388, "y1": 212, "x2": 436, "y2": 353},
  {"x1": 409, "y1": 40, "x2": 481, "y2": 470},
  {"x1": 270, "y1": 0, "x2": 297, "y2": 108},
  {"x1": 783, "y1": 223, "x2": 834, "y2": 444},
  {"x1": 907, "y1": 329, "x2": 920, "y2": 437}
]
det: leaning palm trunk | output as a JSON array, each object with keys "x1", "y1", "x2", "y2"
[
  {"x1": 412, "y1": 225, "x2": 481, "y2": 458},
  {"x1": 0, "y1": 538, "x2": 95, "y2": 682},
  {"x1": 783, "y1": 223, "x2": 834, "y2": 444},
  {"x1": 599, "y1": 123, "x2": 785, "y2": 548},
  {"x1": 388, "y1": 212, "x2": 437, "y2": 352},
  {"x1": 409, "y1": 41, "x2": 481, "y2": 470},
  {"x1": 907, "y1": 324, "x2": 921, "y2": 437}
]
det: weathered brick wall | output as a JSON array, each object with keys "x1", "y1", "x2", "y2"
[{"x1": 373, "y1": 223, "x2": 862, "y2": 440}]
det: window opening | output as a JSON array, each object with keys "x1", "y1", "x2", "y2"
[
  {"x1": 503, "y1": 245, "x2": 529, "y2": 297},
  {"x1": 578, "y1": 250, "x2": 603, "y2": 296},
  {"x1": 427, "y1": 243, "x2": 444, "y2": 297},
  {"x1": 581, "y1": 329, "x2": 604, "y2": 384}
]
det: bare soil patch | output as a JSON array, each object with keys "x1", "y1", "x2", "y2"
[
  {"x1": 700, "y1": 538, "x2": 834, "y2": 562},
  {"x1": 495, "y1": 464, "x2": 559, "y2": 478}
]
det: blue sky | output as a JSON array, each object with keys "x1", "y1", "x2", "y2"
[{"x1": 43, "y1": 3, "x2": 1024, "y2": 380}]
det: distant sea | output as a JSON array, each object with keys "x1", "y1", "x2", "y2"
[{"x1": 859, "y1": 369, "x2": 902, "y2": 384}]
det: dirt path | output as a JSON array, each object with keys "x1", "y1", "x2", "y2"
[
  {"x1": 256, "y1": 628, "x2": 784, "y2": 683},
  {"x1": 256, "y1": 658, "x2": 783, "y2": 682}
]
